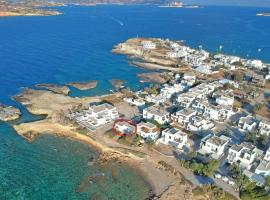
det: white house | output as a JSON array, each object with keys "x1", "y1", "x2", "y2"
[
  {"x1": 160, "y1": 83, "x2": 186, "y2": 99},
  {"x1": 227, "y1": 142, "x2": 263, "y2": 170},
  {"x1": 204, "y1": 104, "x2": 234, "y2": 121},
  {"x1": 142, "y1": 41, "x2": 156, "y2": 50},
  {"x1": 182, "y1": 73, "x2": 196, "y2": 87},
  {"x1": 195, "y1": 65, "x2": 213, "y2": 75},
  {"x1": 158, "y1": 127, "x2": 189, "y2": 149},
  {"x1": 177, "y1": 92, "x2": 196, "y2": 108},
  {"x1": 258, "y1": 120, "x2": 270, "y2": 136},
  {"x1": 200, "y1": 134, "x2": 230, "y2": 159},
  {"x1": 255, "y1": 147, "x2": 270, "y2": 177},
  {"x1": 137, "y1": 122, "x2": 159, "y2": 141},
  {"x1": 246, "y1": 59, "x2": 265, "y2": 70},
  {"x1": 238, "y1": 115, "x2": 258, "y2": 132},
  {"x1": 216, "y1": 95, "x2": 234, "y2": 106},
  {"x1": 264, "y1": 147, "x2": 270, "y2": 162},
  {"x1": 143, "y1": 105, "x2": 170, "y2": 125},
  {"x1": 171, "y1": 108, "x2": 196, "y2": 128},
  {"x1": 124, "y1": 97, "x2": 146, "y2": 107},
  {"x1": 187, "y1": 116, "x2": 215, "y2": 132},
  {"x1": 145, "y1": 94, "x2": 167, "y2": 104},
  {"x1": 167, "y1": 51, "x2": 178, "y2": 59},
  {"x1": 73, "y1": 103, "x2": 119, "y2": 129},
  {"x1": 114, "y1": 121, "x2": 136, "y2": 136}
]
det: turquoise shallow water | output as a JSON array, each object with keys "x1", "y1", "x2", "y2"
[
  {"x1": 0, "y1": 5, "x2": 270, "y2": 199},
  {"x1": 0, "y1": 129, "x2": 150, "y2": 199}
]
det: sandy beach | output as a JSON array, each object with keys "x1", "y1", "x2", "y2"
[{"x1": 12, "y1": 88, "x2": 195, "y2": 199}]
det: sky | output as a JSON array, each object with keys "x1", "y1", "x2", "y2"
[{"x1": 182, "y1": 0, "x2": 270, "y2": 7}]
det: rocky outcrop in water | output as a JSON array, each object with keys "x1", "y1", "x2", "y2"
[
  {"x1": 36, "y1": 84, "x2": 70, "y2": 95},
  {"x1": 67, "y1": 80, "x2": 98, "y2": 90},
  {"x1": 0, "y1": 104, "x2": 21, "y2": 121}
]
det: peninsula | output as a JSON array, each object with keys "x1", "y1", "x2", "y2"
[{"x1": 12, "y1": 37, "x2": 270, "y2": 200}]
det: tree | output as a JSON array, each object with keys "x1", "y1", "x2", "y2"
[
  {"x1": 189, "y1": 151, "x2": 197, "y2": 159},
  {"x1": 204, "y1": 159, "x2": 219, "y2": 177},
  {"x1": 265, "y1": 176, "x2": 270, "y2": 188},
  {"x1": 233, "y1": 71, "x2": 243, "y2": 82},
  {"x1": 232, "y1": 61, "x2": 243, "y2": 67},
  {"x1": 253, "y1": 103, "x2": 264, "y2": 112},
  {"x1": 244, "y1": 132, "x2": 257, "y2": 144},
  {"x1": 229, "y1": 164, "x2": 241, "y2": 176}
]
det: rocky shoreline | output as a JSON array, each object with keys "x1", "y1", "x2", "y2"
[
  {"x1": 67, "y1": 80, "x2": 98, "y2": 90},
  {"x1": 11, "y1": 88, "x2": 194, "y2": 199},
  {"x1": 36, "y1": 84, "x2": 70, "y2": 95},
  {"x1": 112, "y1": 38, "x2": 184, "y2": 71},
  {"x1": 0, "y1": 104, "x2": 21, "y2": 122}
]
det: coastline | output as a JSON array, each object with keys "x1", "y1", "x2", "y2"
[
  {"x1": 0, "y1": 11, "x2": 62, "y2": 17},
  {"x1": 11, "y1": 88, "x2": 193, "y2": 199},
  {"x1": 13, "y1": 119, "x2": 191, "y2": 199}
]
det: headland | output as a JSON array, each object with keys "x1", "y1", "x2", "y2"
[{"x1": 11, "y1": 36, "x2": 270, "y2": 200}]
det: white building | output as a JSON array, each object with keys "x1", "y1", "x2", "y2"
[
  {"x1": 158, "y1": 127, "x2": 189, "y2": 149},
  {"x1": 258, "y1": 120, "x2": 270, "y2": 136},
  {"x1": 238, "y1": 115, "x2": 258, "y2": 132},
  {"x1": 171, "y1": 108, "x2": 196, "y2": 128},
  {"x1": 160, "y1": 83, "x2": 186, "y2": 99},
  {"x1": 177, "y1": 92, "x2": 196, "y2": 108},
  {"x1": 145, "y1": 94, "x2": 167, "y2": 104},
  {"x1": 204, "y1": 104, "x2": 234, "y2": 121},
  {"x1": 200, "y1": 134, "x2": 230, "y2": 159},
  {"x1": 143, "y1": 105, "x2": 170, "y2": 125},
  {"x1": 142, "y1": 41, "x2": 156, "y2": 50},
  {"x1": 72, "y1": 103, "x2": 119, "y2": 129},
  {"x1": 195, "y1": 65, "x2": 213, "y2": 75},
  {"x1": 216, "y1": 96, "x2": 234, "y2": 106},
  {"x1": 255, "y1": 147, "x2": 270, "y2": 177},
  {"x1": 124, "y1": 97, "x2": 145, "y2": 107},
  {"x1": 167, "y1": 51, "x2": 178, "y2": 59},
  {"x1": 227, "y1": 142, "x2": 263, "y2": 170},
  {"x1": 137, "y1": 122, "x2": 159, "y2": 141},
  {"x1": 245, "y1": 59, "x2": 265, "y2": 70},
  {"x1": 182, "y1": 73, "x2": 196, "y2": 87},
  {"x1": 187, "y1": 116, "x2": 215, "y2": 132},
  {"x1": 114, "y1": 121, "x2": 136, "y2": 136}
]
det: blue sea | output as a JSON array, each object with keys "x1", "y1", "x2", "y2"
[{"x1": 0, "y1": 5, "x2": 270, "y2": 199}]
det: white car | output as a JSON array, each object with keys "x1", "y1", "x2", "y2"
[
  {"x1": 229, "y1": 180, "x2": 235, "y2": 186},
  {"x1": 222, "y1": 176, "x2": 229, "y2": 182},
  {"x1": 214, "y1": 173, "x2": 222, "y2": 179}
]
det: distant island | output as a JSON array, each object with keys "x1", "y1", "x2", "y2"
[
  {"x1": 0, "y1": 1, "x2": 201, "y2": 17},
  {"x1": 0, "y1": 1, "x2": 62, "y2": 17},
  {"x1": 257, "y1": 13, "x2": 270, "y2": 17}
]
